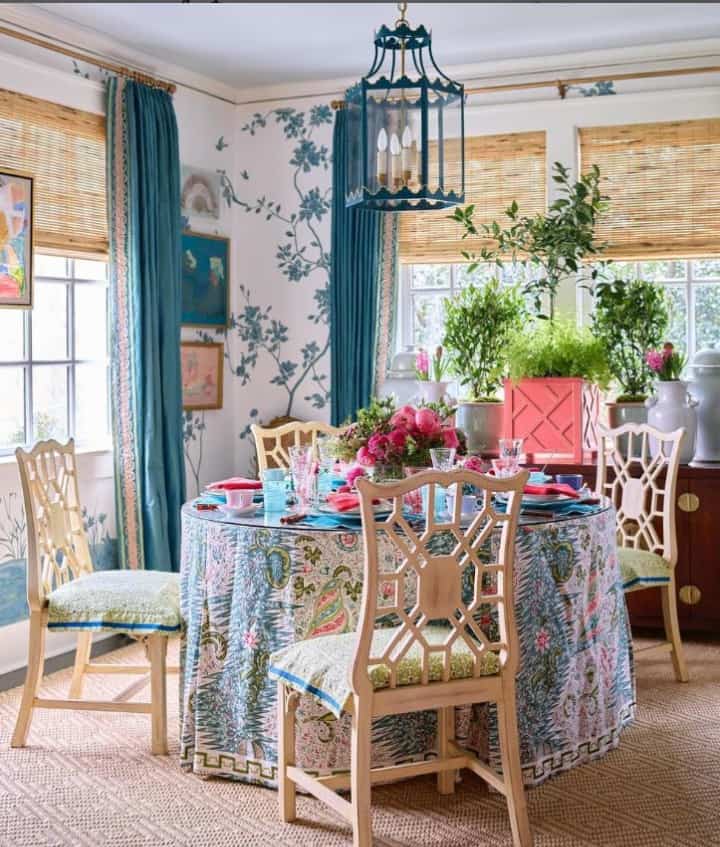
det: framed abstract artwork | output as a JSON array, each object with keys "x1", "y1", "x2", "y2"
[
  {"x1": 181, "y1": 230, "x2": 230, "y2": 327},
  {"x1": 181, "y1": 166, "x2": 221, "y2": 220},
  {"x1": 181, "y1": 341, "x2": 224, "y2": 410},
  {"x1": 0, "y1": 170, "x2": 33, "y2": 309}
]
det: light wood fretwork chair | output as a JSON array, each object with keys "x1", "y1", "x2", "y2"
[
  {"x1": 251, "y1": 419, "x2": 347, "y2": 474},
  {"x1": 12, "y1": 439, "x2": 182, "y2": 754},
  {"x1": 595, "y1": 423, "x2": 688, "y2": 682},
  {"x1": 269, "y1": 468, "x2": 532, "y2": 847}
]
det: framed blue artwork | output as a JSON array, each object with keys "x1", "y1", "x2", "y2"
[{"x1": 181, "y1": 230, "x2": 230, "y2": 327}]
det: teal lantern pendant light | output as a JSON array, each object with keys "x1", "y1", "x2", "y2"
[{"x1": 345, "y1": 1, "x2": 465, "y2": 212}]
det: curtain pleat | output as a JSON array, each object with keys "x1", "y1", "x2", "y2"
[
  {"x1": 107, "y1": 77, "x2": 185, "y2": 571},
  {"x1": 330, "y1": 109, "x2": 396, "y2": 425}
]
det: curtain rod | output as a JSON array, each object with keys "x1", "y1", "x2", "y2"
[
  {"x1": 0, "y1": 21, "x2": 176, "y2": 94},
  {"x1": 330, "y1": 63, "x2": 720, "y2": 108}
]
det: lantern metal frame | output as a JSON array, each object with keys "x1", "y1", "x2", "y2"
[{"x1": 344, "y1": 3, "x2": 465, "y2": 212}]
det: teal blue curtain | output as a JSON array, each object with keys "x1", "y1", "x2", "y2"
[
  {"x1": 330, "y1": 109, "x2": 386, "y2": 425},
  {"x1": 107, "y1": 78, "x2": 185, "y2": 572}
]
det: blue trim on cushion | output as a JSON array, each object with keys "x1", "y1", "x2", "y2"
[
  {"x1": 622, "y1": 576, "x2": 671, "y2": 591},
  {"x1": 268, "y1": 665, "x2": 343, "y2": 714},
  {"x1": 47, "y1": 620, "x2": 181, "y2": 632}
]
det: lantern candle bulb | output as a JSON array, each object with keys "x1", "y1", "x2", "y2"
[
  {"x1": 401, "y1": 125, "x2": 413, "y2": 184},
  {"x1": 390, "y1": 132, "x2": 402, "y2": 190},
  {"x1": 376, "y1": 128, "x2": 388, "y2": 187}
]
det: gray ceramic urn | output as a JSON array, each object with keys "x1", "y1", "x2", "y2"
[{"x1": 689, "y1": 346, "x2": 720, "y2": 465}]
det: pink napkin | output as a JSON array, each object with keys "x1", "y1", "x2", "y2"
[
  {"x1": 207, "y1": 476, "x2": 262, "y2": 491},
  {"x1": 326, "y1": 492, "x2": 361, "y2": 512},
  {"x1": 523, "y1": 483, "x2": 580, "y2": 499}
]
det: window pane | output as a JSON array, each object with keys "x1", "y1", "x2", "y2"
[
  {"x1": 455, "y1": 262, "x2": 497, "y2": 287},
  {"x1": 74, "y1": 259, "x2": 107, "y2": 281},
  {"x1": 692, "y1": 259, "x2": 720, "y2": 279},
  {"x1": 34, "y1": 254, "x2": 67, "y2": 278},
  {"x1": 664, "y1": 285, "x2": 689, "y2": 353},
  {"x1": 75, "y1": 285, "x2": 107, "y2": 360},
  {"x1": 32, "y1": 365, "x2": 68, "y2": 441},
  {"x1": 412, "y1": 294, "x2": 445, "y2": 349},
  {"x1": 0, "y1": 311, "x2": 24, "y2": 361},
  {"x1": 411, "y1": 265, "x2": 450, "y2": 290},
  {"x1": 603, "y1": 261, "x2": 636, "y2": 280},
  {"x1": 32, "y1": 282, "x2": 68, "y2": 360},
  {"x1": 75, "y1": 363, "x2": 109, "y2": 444},
  {"x1": 640, "y1": 260, "x2": 686, "y2": 281},
  {"x1": 0, "y1": 367, "x2": 25, "y2": 447},
  {"x1": 695, "y1": 285, "x2": 720, "y2": 351}
]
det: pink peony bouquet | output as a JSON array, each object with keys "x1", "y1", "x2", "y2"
[
  {"x1": 353, "y1": 403, "x2": 464, "y2": 470},
  {"x1": 645, "y1": 342, "x2": 686, "y2": 381}
]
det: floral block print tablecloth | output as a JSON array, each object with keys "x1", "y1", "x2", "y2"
[{"x1": 179, "y1": 504, "x2": 634, "y2": 788}]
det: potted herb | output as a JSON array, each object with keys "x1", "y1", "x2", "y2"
[
  {"x1": 591, "y1": 277, "x2": 669, "y2": 428},
  {"x1": 442, "y1": 279, "x2": 525, "y2": 453},
  {"x1": 503, "y1": 320, "x2": 610, "y2": 463},
  {"x1": 415, "y1": 346, "x2": 449, "y2": 405}
]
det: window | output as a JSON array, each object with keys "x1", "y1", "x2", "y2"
[
  {"x1": 0, "y1": 254, "x2": 110, "y2": 454},
  {"x1": 594, "y1": 259, "x2": 720, "y2": 356},
  {"x1": 400, "y1": 261, "x2": 539, "y2": 350}
]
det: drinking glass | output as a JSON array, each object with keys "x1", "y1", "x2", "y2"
[
  {"x1": 316, "y1": 434, "x2": 335, "y2": 501},
  {"x1": 498, "y1": 438, "x2": 523, "y2": 473},
  {"x1": 289, "y1": 444, "x2": 315, "y2": 510},
  {"x1": 262, "y1": 468, "x2": 288, "y2": 513},
  {"x1": 430, "y1": 447, "x2": 456, "y2": 471}
]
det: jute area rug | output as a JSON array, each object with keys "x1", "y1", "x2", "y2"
[{"x1": 0, "y1": 638, "x2": 718, "y2": 847}]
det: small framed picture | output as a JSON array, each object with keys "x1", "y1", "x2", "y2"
[
  {"x1": 181, "y1": 165, "x2": 221, "y2": 220},
  {"x1": 0, "y1": 170, "x2": 34, "y2": 309},
  {"x1": 181, "y1": 341, "x2": 224, "y2": 410},
  {"x1": 181, "y1": 230, "x2": 230, "y2": 328}
]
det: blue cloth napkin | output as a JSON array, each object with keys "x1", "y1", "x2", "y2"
[
  {"x1": 527, "y1": 501, "x2": 601, "y2": 516},
  {"x1": 301, "y1": 513, "x2": 363, "y2": 530},
  {"x1": 194, "y1": 492, "x2": 226, "y2": 506}
]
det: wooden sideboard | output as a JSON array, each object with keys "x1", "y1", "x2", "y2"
[{"x1": 546, "y1": 462, "x2": 720, "y2": 635}]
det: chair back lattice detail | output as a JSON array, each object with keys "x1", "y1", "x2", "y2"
[
  {"x1": 353, "y1": 469, "x2": 527, "y2": 696},
  {"x1": 16, "y1": 439, "x2": 93, "y2": 611},
  {"x1": 251, "y1": 420, "x2": 348, "y2": 474},
  {"x1": 595, "y1": 423, "x2": 684, "y2": 565}
]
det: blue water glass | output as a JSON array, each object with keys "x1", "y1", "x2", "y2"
[
  {"x1": 317, "y1": 465, "x2": 333, "y2": 500},
  {"x1": 421, "y1": 485, "x2": 447, "y2": 520},
  {"x1": 262, "y1": 469, "x2": 288, "y2": 512}
]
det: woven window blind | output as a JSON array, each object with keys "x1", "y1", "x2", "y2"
[
  {"x1": 399, "y1": 131, "x2": 547, "y2": 263},
  {"x1": 579, "y1": 119, "x2": 720, "y2": 259},
  {"x1": 0, "y1": 87, "x2": 107, "y2": 255}
]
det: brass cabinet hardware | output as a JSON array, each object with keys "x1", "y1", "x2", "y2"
[
  {"x1": 679, "y1": 585, "x2": 702, "y2": 606},
  {"x1": 678, "y1": 493, "x2": 700, "y2": 512}
]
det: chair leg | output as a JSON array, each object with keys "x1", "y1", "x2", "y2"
[
  {"x1": 350, "y1": 697, "x2": 372, "y2": 847},
  {"x1": 496, "y1": 685, "x2": 533, "y2": 847},
  {"x1": 11, "y1": 611, "x2": 46, "y2": 748},
  {"x1": 661, "y1": 582, "x2": 689, "y2": 683},
  {"x1": 437, "y1": 705, "x2": 456, "y2": 795},
  {"x1": 277, "y1": 682, "x2": 297, "y2": 822},
  {"x1": 147, "y1": 634, "x2": 168, "y2": 755},
  {"x1": 69, "y1": 632, "x2": 92, "y2": 699}
]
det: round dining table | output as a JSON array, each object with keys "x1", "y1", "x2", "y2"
[{"x1": 179, "y1": 500, "x2": 634, "y2": 788}]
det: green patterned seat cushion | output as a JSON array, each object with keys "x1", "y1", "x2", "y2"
[
  {"x1": 48, "y1": 570, "x2": 181, "y2": 635},
  {"x1": 269, "y1": 625, "x2": 499, "y2": 719},
  {"x1": 618, "y1": 547, "x2": 671, "y2": 592}
]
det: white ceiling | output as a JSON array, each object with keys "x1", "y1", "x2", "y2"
[{"x1": 32, "y1": 2, "x2": 720, "y2": 90}]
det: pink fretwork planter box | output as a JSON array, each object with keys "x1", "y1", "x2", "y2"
[{"x1": 502, "y1": 378, "x2": 600, "y2": 464}]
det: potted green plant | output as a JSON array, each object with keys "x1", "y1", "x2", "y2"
[
  {"x1": 451, "y1": 161, "x2": 610, "y2": 461},
  {"x1": 503, "y1": 320, "x2": 610, "y2": 463},
  {"x1": 442, "y1": 279, "x2": 525, "y2": 453},
  {"x1": 451, "y1": 162, "x2": 608, "y2": 320},
  {"x1": 591, "y1": 277, "x2": 669, "y2": 428}
]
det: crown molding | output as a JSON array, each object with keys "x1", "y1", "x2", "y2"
[{"x1": 3, "y1": 4, "x2": 239, "y2": 103}]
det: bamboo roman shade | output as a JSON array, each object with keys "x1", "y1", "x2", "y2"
[
  {"x1": 399, "y1": 131, "x2": 547, "y2": 263},
  {"x1": 579, "y1": 119, "x2": 720, "y2": 259},
  {"x1": 0, "y1": 87, "x2": 107, "y2": 255}
]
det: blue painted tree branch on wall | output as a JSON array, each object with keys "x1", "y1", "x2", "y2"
[{"x1": 217, "y1": 105, "x2": 333, "y2": 419}]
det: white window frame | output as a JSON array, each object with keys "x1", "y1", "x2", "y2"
[{"x1": 0, "y1": 254, "x2": 111, "y2": 456}]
